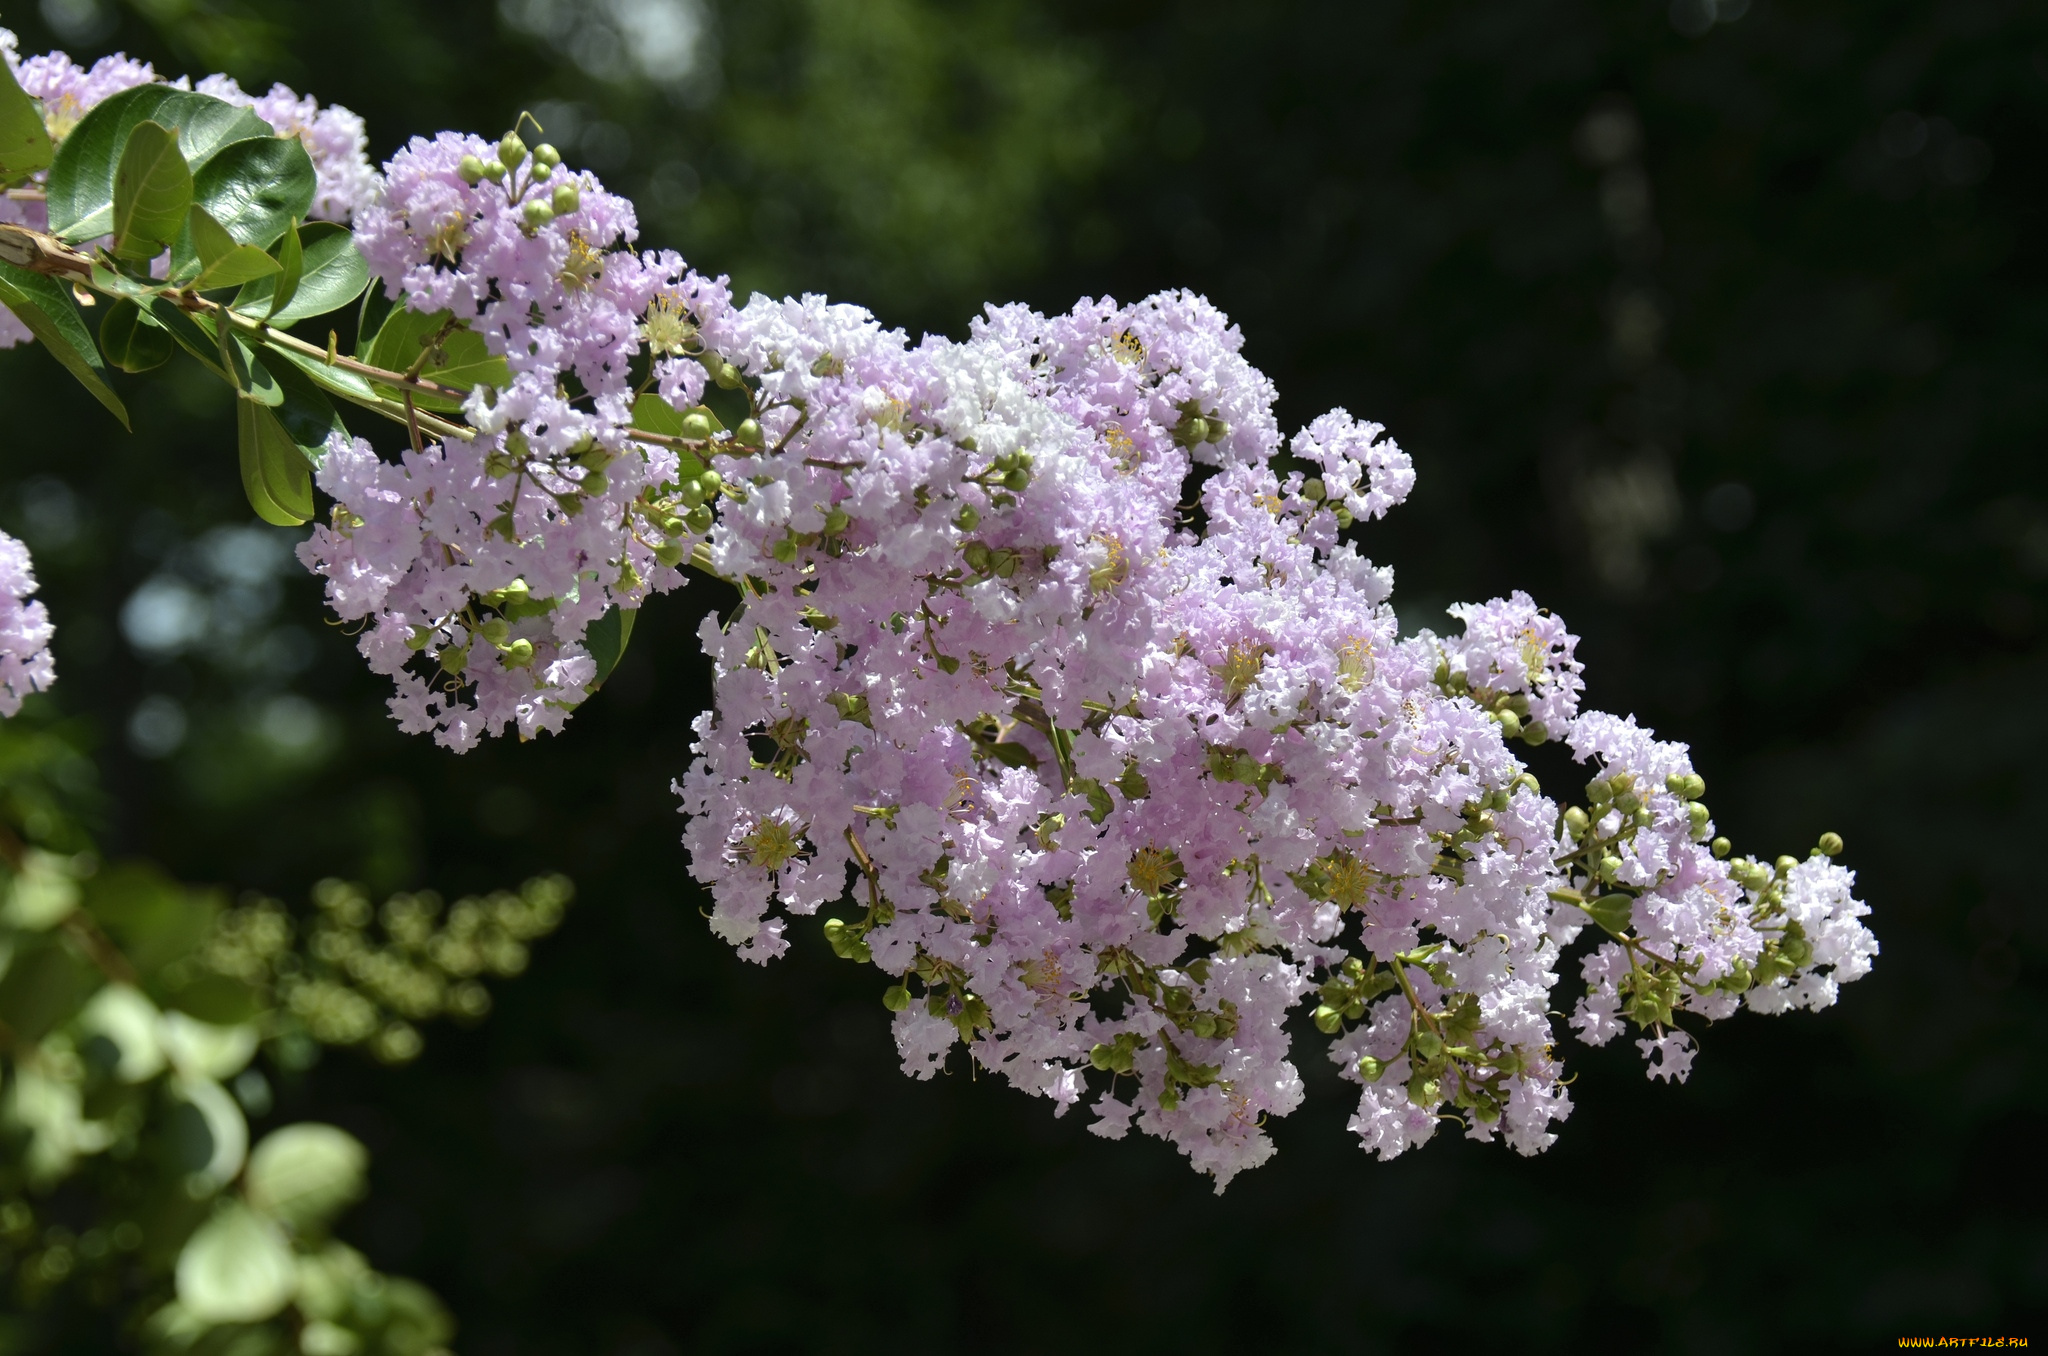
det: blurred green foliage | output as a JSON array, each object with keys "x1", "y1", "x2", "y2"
[{"x1": 0, "y1": 0, "x2": 2042, "y2": 1351}]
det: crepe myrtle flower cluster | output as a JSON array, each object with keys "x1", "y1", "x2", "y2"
[
  {"x1": 0, "y1": 531, "x2": 54, "y2": 717},
  {"x1": 0, "y1": 36, "x2": 1875, "y2": 1185},
  {"x1": 0, "y1": 30, "x2": 377, "y2": 351}
]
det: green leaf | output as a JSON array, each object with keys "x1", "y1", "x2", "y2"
[
  {"x1": 175, "y1": 1202, "x2": 297, "y2": 1324},
  {"x1": 355, "y1": 279, "x2": 395, "y2": 358},
  {"x1": 175, "y1": 135, "x2": 315, "y2": 270},
  {"x1": 265, "y1": 217, "x2": 303, "y2": 319},
  {"x1": 631, "y1": 391, "x2": 686, "y2": 436},
  {"x1": 367, "y1": 306, "x2": 509, "y2": 411},
  {"x1": 0, "y1": 935, "x2": 99, "y2": 1044},
  {"x1": 585, "y1": 606, "x2": 637, "y2": 689},
  {"x1": 270, "y1": 343, "x2": 376, "y2": 404},
  {"x1": 85, "y1": 862, "x2": 219, "y2": 973},
  {"x1": 0, "y1": 259, "x2": 129, "y2": 427},
  {"x1": 99, "y1": 297, "x2": 175, "y2": 372},
  {"x1": 237, "y1": 396, "x2": 312, "y2": 525},
  {"x1": 0, "y1": 51, "x2": 54, "y2": 186},
  {"x1": 110, "y1": 119, "x2": 193, "y2": 261},
  {"x1": 147, "y1": 295, "x2": 230, "y2": 379},
  {"x1": 47, "y1": 86, "x2": 271, "y2": 241},
  {"x1": 233, "y1": 222, "x2": 368, "y2": 326},
  {"x1": 160, "y1": 972, "x2": 263, "y2": 1025},
  {"x1": 268, "y1": 353, "x2": 346, "y2": 462},
  {"x1": 182, "y1": 204, "x2": 283, "y2": 291},
  {"x1": 245, "y1": 1125, "x2": 367, "y2": 1232}
]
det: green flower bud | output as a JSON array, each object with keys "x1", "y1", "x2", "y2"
[
  {"x1": 521, "y1": 199, "x2": 554, "y2": 231},
  {"x1": 1332, "y1": 507, "x2": 1355, "y2": 529},
  {"x1": 1816, "y1": 831, "x2": 1844, "y2": 857},
  {"x1": 1003, "y1": 465, "x2": 1031, "y2": 492},
  {"x1": 1587, "y1": 777, "x2": 1613, "y2": 805},
  {"x1": 680, "y1": 411, "x2": 714, "y2": 441},
  {"x1": 1496, "y1": 708, "x2": 1522, "y2": 739},
  {"x1": 1633, "y1": 806, "x2": 1654, "y2": 828},
  {"x1": 1711, "y1": 836, "x2": 1731, "y2": 859},
  {"x1": 883, "y1": 984, "x2": 911, "y2": 1012},
  {"x1": 1089, "y1": 1043, "x2": 1115, "y2": 1071},
  {"x1": 685, "y1": 505, "x2": 714, "y2": 534},
  {"x1": 699, "y1": 471, "x2": 724, "y2": 496},
  {"x1": 1521, "y1": 720, "x2": 1549, "y2": 746},
  {"x1": 1600, "y1": 854, "x2": 1623, "y2": 878},
  {"x1": 1774, "y1": 855, "x2": 1799, "y2": 878},
  {"x1": 1204, "y1": 417, "x2": 1229, "y2": 443},
  {"x1": 502, "y1": 638, "x2": 536, "y2": 668},
  {"x1": 1614, "y1": 790, "x2": 1642, "y2": 815},
  {"x1": 1302, "y1": 478, "x2": 1326, "y2": 502},
  {"x1": 1687, "y1": 801, "x2": 1711, "y2": 837},
  {"x1": 482, "y1": 158, "x2": 508, "y2": 184},
  {"x1": 714, "y1": 361, "x2": 744, "y2": 389},
  {"x1": 963, "y1": 542, "x2": 993, "y2": 574},
  {"x1": 581, "y1": 469, "x2": 608, "y2": 496},
  {"x1": 457, "y1": 154, "x2": 486, "y2": 185},
  {"x1": 953, "y1": 505, "x2": 981, "y2": 532},
  {"x1": 653, "y1": 543, "x2": 685, "y2": 567},
  {"x1": 479, "y1": 618, "x2": 511, "y2": 646},
  {"x1": 1682, "y1": 773, "x2": 1706, "y2": 800},
  {"x1": 1312, "y1": 1004, "x2": 1344, "y2": 1034},
  {"x1": 1563, "y1": 806, "x2": 1591, "y2": 835},
  {"x1": 677, "y1": 479, "x2": 707, "y2": 508},
  {"x1": 551, "y1": 182, "x2": 580, "y2": 216},
  {"x1": 1183, "y1": 416, "x2": 1210, "y2": 444},
  {"x1": 1665, "y1": 773, "x2": 1688, "y2": 794},
  {"x1": 530, "y1": 160, "x2": 553, "y2": 183},
  {"x1": 735, "y1": 418, "x2": 763, "y2": 447},
  {"x1": 498, "y1": 132, "x2": 528, "y2": 168},
  {"x1": 1357, "y1": 1055, "x2": 1386, "y2": 1082}
]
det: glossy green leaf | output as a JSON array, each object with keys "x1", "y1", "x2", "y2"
[
  {"x1": 175, "y1": 1202, "x2": 296, "y2": 1324},
  {"x1": 182, "y1": 204, "x2": 284, "y2": 291},
  {"x1": 368, "y1": 306, "x2": 510, "y2": 411},
  {"x1": 245, "y1": 1125, "x2": 367, "y2": 1231},
  {"x1": 631, "y1": 391, "x2": 686, "y2": 436},
  {"x1": 100, "y1": 297, "x2": 175, "y2": 372},
  {"x1": 47, "y1": 86, "x2": 271, "y2": 241},
  {"x1": 271, "y1": 344, "x2": 377, "y2": 405},
  {"x1": 268, "y1": 353, "x2": 346, "y2": 462},
  {"x1": 585, "y1": 606, "x2": 637, "y2": 689},
  {"x1": 147, "y1": 295, "x2": 231, "y2": 379},
  {"x1": 237, "y1": 396, "x2": 312, "y2": 525},
  {"x1": 0, "y1": 259, "x2": 129, "y2": 427},
  {"x1": 0, "y1": 51, "x2": 53, "y2": 186},
  {"x1": 355, "y1": 279, "x2": 395, "y2": 358},
  {"x1": 184, "y1": 135, "x2": 316, "y2": 256},
  {"x1": 234, "y1": 222, "x2": 369, "y2": 326},
  {"x1": 110, "y1": 120, "x2": 192, "y2": 261},
  {"x1": 265, "y1": 218, "x2": 303, "y2": 319}
]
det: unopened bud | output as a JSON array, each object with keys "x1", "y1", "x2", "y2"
[
  {"x1": 502, "y1": 638, "x2": 535, "y2": 668},
  {"x1": 1357, "y1": 1055, "x2": 1386, "y2": 1083},
  {"x1": 953, "y1": 505, "x2": 981, "y2": 532},
  {"x1": 1204, "y1": 418, "x2": 1229, "y2": 443},
  {"x1": 482, "y1": 159, "x2": 507, "y2": 184},
  {"x1": 498, "y1": 132, "x2": 528, "y2": 167},
  {"x1": 1816, "y1": 831, "x2": 1843, "y2": 857},
  {"x1": 735, "y1": 417, "x2": 763, "y2": 447},
  {"x1": 1687, "y1": 802, "x2": 1711, "y2": 838},
  {"x1": 530, "y1": 161, "x2": 553, "y2": 183},
  {"x1": 1496, "y1": 709, "x2": 1522, "y2": 739},
  {"x1": 550, "y1": 183, "x2": 580, "y2": 216},
  {"x1": 521, "y1": 199, "x2": 554, "y2": 230},
  {"x1": 457, "y1": 154, "x2": 486, "y2": 185},
  {"x1": 1312, "y1": 1004, "x2": 1343, "y2": 1035},
  {"x1": 680, "y1": 411, "x2": 714, "y2": 441},
  {"x1": 1711, "y1": 836, "x2": 1731, "y2": 859},
  {"x1": 1563, "y1": 806, "x2": 1590, "y2": 835},
  {"x1": 1003, "y1": 465, "x2": 1031, "y2": 492},
  {"x1": 1774, "y1": 855, "x2": 1799, "y2": 877},
  {"x1": 1302, "y1": 478, "x2": 1326, "y2": 502}
]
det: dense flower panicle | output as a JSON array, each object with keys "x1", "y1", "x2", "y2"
[
  {"x1": 301, "y1": 132, "x2": 714, "y2": 749},
  {"x1": 0, "y1": 39, "x2": 1877, "y2": 1185},
  {"x1": 0, "y1": 531, "x2": 56, "y2": 716}
]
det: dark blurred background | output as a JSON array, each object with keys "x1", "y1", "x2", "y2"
[{"x1": 2, "y1": 0, "x2": 2044, "y2": 1349}]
